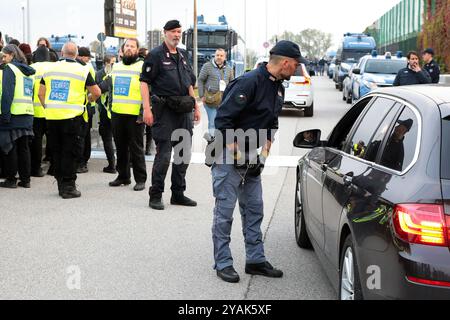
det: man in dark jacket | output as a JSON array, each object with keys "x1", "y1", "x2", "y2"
[
  {"x1": 422, "y1": 48, "x2": 441, "y2": 84},
  {"x1": 393, "y1": 51, "x2": 431, "y2": 86}
]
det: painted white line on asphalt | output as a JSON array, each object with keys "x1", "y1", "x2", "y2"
[{"x1": 90, "y1": 151, "x2": 300, "y2": 168}]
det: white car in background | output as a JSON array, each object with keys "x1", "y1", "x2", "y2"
[
  {"x1": 254, "y1": 58, "x2": 314, "y2": 117},
  {"x1": 283, "y1": 63, "x2": 314, "y2": 117}
]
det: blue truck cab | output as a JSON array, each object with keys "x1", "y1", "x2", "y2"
[
  {"x1": 351, "y1": 51, "x2": 407, "y2": 101},
  {"x1": 334, "y1": 33, "x2": 376, "y2": 91},
  {"x1": 182, "y1": 15, "x2": 245, "y2": 77}
]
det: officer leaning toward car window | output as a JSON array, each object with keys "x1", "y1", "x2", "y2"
[
  {"x1": 393, "y1": 51, "x2": 431, "y2": 86},
  {"x1": 210, "y1": 40, "x2": 306, "y2": 283},
  {"x1": 422, "y1": 48, "x2": 441, "y2": 84},
  {"x1": 140, "y1": 20, "x2": 201, "y2": 211}
]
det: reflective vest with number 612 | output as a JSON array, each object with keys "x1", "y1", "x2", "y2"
[
  {"x1": 2, "y1": 64, "x2": 35, "y2": 116},
  {"x1": 111, "y1": 61, "x2": 144, "y2": 116},
  {"x1": 43, "y1": 61, "x2": 89, "y2": 121}
]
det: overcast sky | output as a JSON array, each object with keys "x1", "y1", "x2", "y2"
[{"x1": 0, "y1": 0, "x2": 401, "y2": 55}]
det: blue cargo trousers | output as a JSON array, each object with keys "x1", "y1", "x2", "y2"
[{"x1": 211, "y1": 163, "x2": 266, "y2": 271}]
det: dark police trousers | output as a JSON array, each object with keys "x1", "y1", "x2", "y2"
[
  {"x1": 78, "y1": 108, "x2": 93, "y2": 166},
  {"x1": 46, "y1": 116, "x2": 86, "y2": 187},
  {"x1": 111, "y1": 113, "x2": 147, "y2": 183},
  {"x1": 99, "y1": 107, "x2": 115, "y2": 167},
  {"x1": 150, "y1": 101, "x2": 193, "y2": 199},
  {"x1": 30, "y1": 117, "x2": 46, "y2": 174},
  {"x1": 3, "y1": 135, "x2": 31, "y2": 183}
]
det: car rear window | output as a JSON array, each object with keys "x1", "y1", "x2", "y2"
[
  {"x1": 379, "y1": 107, "x2": 419, "y2": 172},
  {"x1": 441, "y1": 117, "x2": 450, "y2": 179},
  {"x1": 364, "y1": 59, "x2": 407, "y2": 74}
]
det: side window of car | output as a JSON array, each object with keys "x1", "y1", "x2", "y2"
[
  {"x1": 379, "y1": 106, "x2": 419, "y2": 172},
  {"x1": 345, "y1": 97, "x2": 397, "y2": 158},
  {"x1": 364, "y1": 103, "x2": 402, "y2": 162},
  {"x1": 327, "y1": 97, "x2": 375, "y2": 150}
]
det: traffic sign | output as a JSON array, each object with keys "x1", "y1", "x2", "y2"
[
  {"x1": 97, "y1": 32, "x2": 107, "y2": 42},
  {"x1": 263, "y1": 42, "x2": 270, "y2": 49}
]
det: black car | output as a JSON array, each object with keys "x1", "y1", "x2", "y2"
[{"x1": 293, "y1": 85, "x2": 450, "y2": 300}]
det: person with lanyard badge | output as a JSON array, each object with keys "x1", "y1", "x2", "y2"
[
  {"x1": 96, "y1": 54, "x2": 117, "y2": 174},
  {"x1": 210, "y1": 40, "x2": 306, "y2": 283},
  {"x1": 106, "y1": 38, "x2": 147, "y2": 192},
  {"x1": 0, "y1": 44, "x2": 35, "y2": 189},
  {"x1": 140, "y1": 20, "x2": 201, "y2": 211},
  {"x1": 29, "y1": 45, "x2": 53, "y2": 178},
  {"x1": 38, "y1": 42, "x2": 101, "y2": 199},
  {"x1": 76, "y1": 47, "x2": 96, "y2": 174},
  {"x1": 198, "y1": 48, "x2": 234, "y2": 137}
]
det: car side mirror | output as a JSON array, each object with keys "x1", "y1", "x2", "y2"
[
  {"x1": 353, "y1": 68, "x2": 361, "y2": 75},
  {"x1": 293, "y1": 130, "x2": 322, "y2": 149}
]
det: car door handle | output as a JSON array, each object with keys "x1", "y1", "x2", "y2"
[{"x1": 343, "y1": 175, "x2": 353, "y2": 187}]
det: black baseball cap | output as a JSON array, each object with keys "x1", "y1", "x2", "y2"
[
  {"x1": 397, "y1": 118, "x2": 413, "y2": 131},
  {"x1": 270, "y1": 40, "x2": 307, "y2": 64},
  {"x1": 164, "y1": 20, "x2": 182, "y2": 31},
  {"x1": 78, "y1": 47, "x2": 93, "y2": 58},
  {"x1": 423, "y1": 48, "x2": 434, "y2": 55}
]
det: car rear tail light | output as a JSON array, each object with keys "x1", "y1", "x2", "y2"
[
  {"x1": 293, "y1": 78, "x2": 311, "y2": 86},
  {"x1": 393, "y1": 204, "x2": 449, "y2": 247},
  {"x1": 407, "y1": 276, "x2": 450, "y2": 288}
]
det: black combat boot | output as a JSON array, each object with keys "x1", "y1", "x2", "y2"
[{"x1": 171, "y1": 192, "x2": 197, "y2": 207}]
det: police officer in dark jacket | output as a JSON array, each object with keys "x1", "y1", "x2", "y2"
[
  {"x1": 140, "y1": 20, "x2": 201, "y2": 210},
  {"x1": 422, "y1": 48, "x2": 441, "y2": 84},
  {"x1": 211, "y1": 40, "x2": 306, "y2": 283},
  {"x1": 393, "y1": 51, "x2": 431, "y2": 86}
]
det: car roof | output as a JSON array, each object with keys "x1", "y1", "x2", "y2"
[
  {"x1": 372, "y1": 84, "x2": 450, "y2": 105},
  {"x1": 361, "y1": 55, "x2": 406, "y2": 62}
]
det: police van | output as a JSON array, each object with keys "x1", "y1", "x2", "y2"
[{"x1": 334, "y1": 33, "x2": 376, "y2": 91}]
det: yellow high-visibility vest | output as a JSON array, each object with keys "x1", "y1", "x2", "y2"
[
  {"x1": 85, "y1": 63, "x2": 96, "y2": 108},
  {"x1": 43, "y1": 60, "x2": 89, "y2": 121},
  {"x1": 7, "y1": 63, "x2": 34, "y2": 116},
  {"x1": 30, "y1": 61, "x2": 54, "y2": 118},
  {"x1": 111, "y1": 61, "x2": 144, "y2": 116},
  {"x1": 100, "y1": 73, "x2": 112, "y2": 119}
]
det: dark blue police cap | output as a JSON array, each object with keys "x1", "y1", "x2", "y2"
[
  {"x1": 164, "y1": 20, "x2": 182, "y2": 31},
  {"x1": 423, "y1": 48, "x2": 434, "y2": 56},
  {"x1": 270, "y1": 40, "x2": 307, "y2": 64}
]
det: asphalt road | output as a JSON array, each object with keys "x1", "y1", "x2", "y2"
[{"x1": 0, "y1": 76, "x2": 350, "y2": 300}]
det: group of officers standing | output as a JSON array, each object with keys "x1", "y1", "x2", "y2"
[
  {"x1": 0, "y1": 20, "x2": 199, "y2": 207},
  {"x1": 1, "y1": 18, "x2": 310, "y2": 283}
]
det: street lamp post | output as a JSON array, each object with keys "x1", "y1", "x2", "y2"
[
  {"x1": 145, "y1": 0, "x2": 148, "y2": 49},
  {"x1": 27, "y1": 0, "x2": 30, "y2": 44},
  {"x1": 193, "y1": 0, "x2": 198, "y2": 79},
  {"x1": 21, "y1": 4, "x2": 26, "y2": 43}
]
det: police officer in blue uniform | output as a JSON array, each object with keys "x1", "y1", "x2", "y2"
[
  {"x1": 140, "y1": 20, "x2": 201, "y2": 210},
  {"x1": 211, "y1": 40, "x2": 306, "y2": 283},
  {"x1": 422, "y1": 48, "x2": 441, "y2": 84},
  {"x1": 393, "y1": 51, "x2": 431, "y2": 86}
]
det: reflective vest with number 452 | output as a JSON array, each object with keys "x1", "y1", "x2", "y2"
[
  {"x1": 43, "y1": 61, "x2": 89, "y2": 121},
  {"x1": 111, "y1": 61, "x2": 144, "y2": 116},
  {"x1": 1, "y1": 64, "x2": 35, "y2": 116}
]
